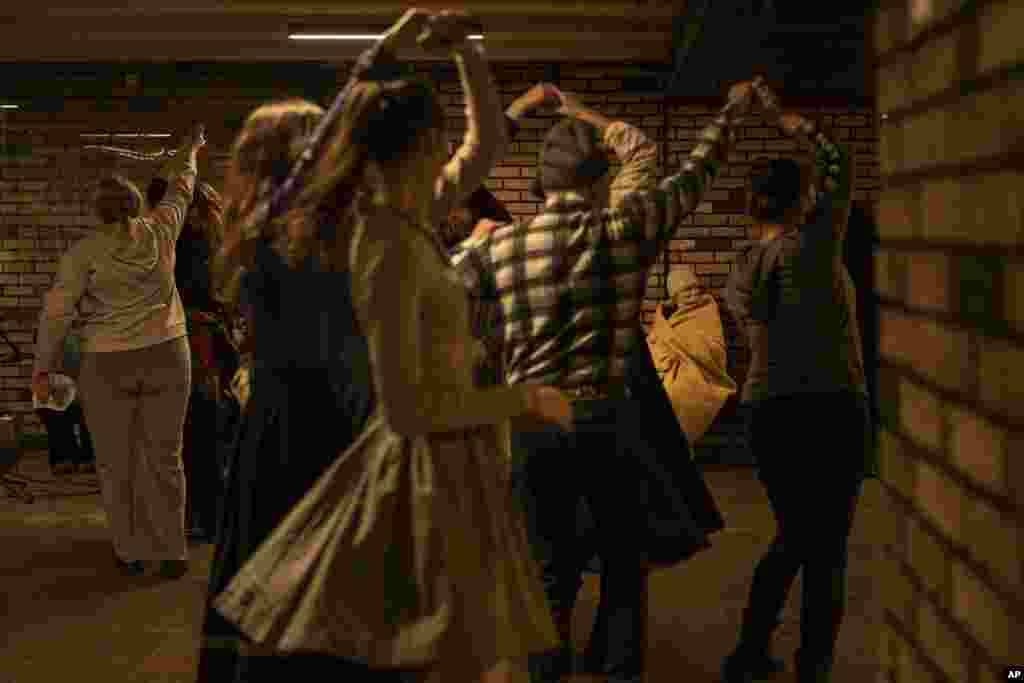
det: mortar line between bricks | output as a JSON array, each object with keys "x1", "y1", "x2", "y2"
[
  {"x1": 877, "y1": 60, "x2": 1024, "y2": 125},
  {"x1": 884, "y1": 541, "x2": 1012, "y2": 678},
  {"x1": 878, "y1": 593, "x2": 969, "y2": 683},
  {"x1": 874, "y1": 240, "x2": 1024, "y2": 261},
  {"x1": 877, "y1": 356, "x2": 1024, "y2": 436},
  {"x1": 875, "y1": 295, "x2": 1024, "y2": 352},
  {"x1": 872, "y1": 0, "x2": 989, "y2": 67},
  {"x1": 879, "y1": 478, "x2": 1024, "y2": 623},
  {"x1": 879, "y1": 146, "x2": 1024, "y2": 189},
  {"x1": 877, "y1": 410, "x2": 1020, "y2": 521}
]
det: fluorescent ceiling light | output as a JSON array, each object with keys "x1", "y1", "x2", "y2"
[
  {"x1": 0, "y1": 104, "x2": 19, "y2": 110},
  {"x1": 289, "y1": 33, "x2": 483, "y2": 41},
  {"x1": 80, "y1": 133, "x2": 171, "y2": 138}
]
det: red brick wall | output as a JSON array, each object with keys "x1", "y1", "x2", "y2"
[
  {"x1": 872, "y1": 0, "x2": 1024, "y2": 681},
  {"x1": 0, "y1": 63, "x2": 879, "y2": 464}
]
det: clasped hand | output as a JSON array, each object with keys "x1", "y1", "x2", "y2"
[{"x1": 383, "y1": 8, "x2": 481, "y2": 54}]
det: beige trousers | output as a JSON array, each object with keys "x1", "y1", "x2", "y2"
[{"x1": 78, "y1": 336, "x2": 191, "y2": 562}]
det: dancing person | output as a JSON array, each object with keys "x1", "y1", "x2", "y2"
[
  {"x1": 147, "y1": 177, "x2": 239, "y2": 542},
  {"x1": 441, "y1": 83, "x2": 560, "y2": 395},
  {"x1": 191, "y1": 97, "x2": 374, "y2": 683},
  {"x1": 33, "y1": 329, "x2": 95, "y2": 476},
  {"x1": 722, "y1": 82, "x2": 876, "y2": 683},
  {"x1": 451, "y1": 80, "x2": 760, "y2": 683},
  {"x1": 202, "y1": 10, "x2": 570, "y2": 683},
  {"x1": 32, "y1": 123, "x2": 206, "y2": 579}
]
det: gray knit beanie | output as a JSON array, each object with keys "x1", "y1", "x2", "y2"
[{"x1": 529, "y1": 118, "x2": 610, "y2": 200}]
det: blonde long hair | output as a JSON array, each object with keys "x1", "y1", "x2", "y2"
[{"x1": 214, "y1": 79, "x2": 445, "y2": 305}]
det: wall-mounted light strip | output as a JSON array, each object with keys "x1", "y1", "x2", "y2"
[
  {"x1": 0, "y1": 104, "x2": 19, "y2": 110},
  {"x1": 80, "y1": 133, "x2": 172, "y2": 138},
  {"x1": 289, "y1": 33, "x2": 483, "y2": 41}
]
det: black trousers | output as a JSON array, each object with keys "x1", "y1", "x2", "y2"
[
  {"x1": 511, "y1": 397, "x2": 647, "y2": 682},
  {"x1": 37, "y1": 402, "x2": 94, "y2": 468},
  {"x1": 741, "y1": 391, "x2": 867, "y2": 669},
  {"x1": 182, "y1": 390, "x2": 223, "y2": 538}
]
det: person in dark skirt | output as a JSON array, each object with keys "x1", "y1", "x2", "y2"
[{"x1": 192, "y1": 96, "x2": 387, "y2": 682}]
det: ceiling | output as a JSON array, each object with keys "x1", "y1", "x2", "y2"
[{"x1": 2, "y1": 2, "x2": 684, "y2": 63}]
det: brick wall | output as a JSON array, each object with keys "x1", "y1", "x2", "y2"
[
  {"x1": 871, "y1": 0, "x2": 1024, "y2": 681},
  {"x1": 0, "y1": 62, "x2": 879, "y2": 464}
]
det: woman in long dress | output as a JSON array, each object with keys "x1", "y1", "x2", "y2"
[{"x1": 204, "y1": 9, "x2": 571, "y2": 683}]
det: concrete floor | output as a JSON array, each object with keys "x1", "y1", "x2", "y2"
[{"x1": 1, "y1": 451, "x2": 883, "y2": 683}]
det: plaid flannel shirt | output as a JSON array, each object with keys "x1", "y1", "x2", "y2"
[{"x1": 452, "y1": 106, "x2": 739, "y2": 390}]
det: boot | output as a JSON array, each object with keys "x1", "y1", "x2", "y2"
[{"x1": 721, "y1": 609, "x2": 785, "y2": 682}]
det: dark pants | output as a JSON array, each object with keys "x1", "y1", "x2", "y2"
[
  {"x1": 182, "y1": 389, "x2": 223, "y2": 539},
  {"x1": 37, "y1": 401, "x2": 94, "y2": 469},
  {"x1": 739, "y1": 391, "x2": 867, "y2": 673},
  {"x1": 511, "y1": 397, "x2": 647, "y2": 683}
]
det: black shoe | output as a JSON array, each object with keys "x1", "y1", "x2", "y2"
[
  {"x1": 158, "y1": 559, "x2": 188, "y2": 580},
  {"x1": 722, "y1": 649, "x2": 786, "y2": 682},
  {"x1": 113, "y1": 551, "x2": 144, "y2": 576}
]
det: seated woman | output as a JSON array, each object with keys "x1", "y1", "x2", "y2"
[{"x1": 34, "y1": 330, "x2": 95, "y2": 476}]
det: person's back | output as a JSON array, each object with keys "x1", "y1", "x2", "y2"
[
  {"x1": 243, "y1": 241, "x2": 376, "y2": 456},
  {"x1": 452, "y1": 81, "x2": 759, "y2": 683},
  {"x1": 60, "y1": 174, "x2": 191, "y2": 355}
]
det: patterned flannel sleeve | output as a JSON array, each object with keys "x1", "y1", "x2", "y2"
[
  {"x1": 146, "y1": 152, "x2": 198, "y2": 244},
  {"x1": 606, "y1": 121, "x2": 660, "y2": 207},
  {"x1": 432, "y1": 43, "x2": 508, "y2": 222},
  {"x1": 753, "y1": 82, "x2": 853, "y2": 242},
  {"x1": 601, "y1": 99, "x2": 741, "y2": 246}
]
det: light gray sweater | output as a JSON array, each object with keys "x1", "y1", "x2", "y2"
[{"x1": 33, "y1": 153, "x2": 197, "y2": 375}]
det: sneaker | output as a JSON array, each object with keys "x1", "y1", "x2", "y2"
[{"x1": 158, "y1": 559, "x2": 188, "y2": 580}]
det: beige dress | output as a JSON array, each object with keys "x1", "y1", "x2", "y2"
[
  {"x1": 212, "y1": 206, "x2": 558, "y2": 675},
  {"x1": 212, "y1": 42, "x2": 557, "y2": 678}
]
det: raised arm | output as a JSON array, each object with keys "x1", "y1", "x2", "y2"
[
  {"x1": 579, "y1": 80, "x2": 757, "y2": 247},
  {"x1": 504, "y1": 82, "x2": 558, "y2": 140},
  {"x1": 431, "y1": 37, "x2": 507, "y2": 221},
  {"x1": 754, "y1": 81, "x2": 853, "y2": 243},
  {"x1": 146, "y1": 125, "x2": 204, "y2": 243}
]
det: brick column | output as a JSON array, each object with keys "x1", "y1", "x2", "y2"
[{"x1": 872, "y1": 1, "x2": 1024, "y2": 681}]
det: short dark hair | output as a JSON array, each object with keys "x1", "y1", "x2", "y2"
[{"x1": 746, "y1": 158, "x2": 811, "y2": 222}]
